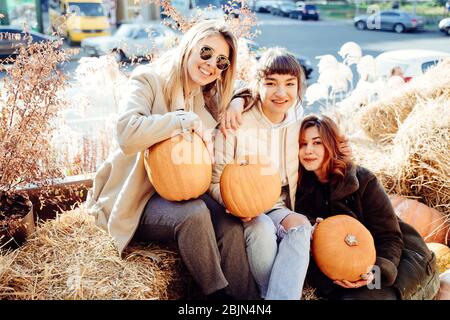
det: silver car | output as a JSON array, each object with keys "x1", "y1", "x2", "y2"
[
  {"x1": 354, "y1": 10, "x2": 426, "y2": 33},
  {"x1": 81, "y1": 22, "x2": 177, "y2": 62},
  {"x1": 438, "y1": 17, "x2": 450, "y2": 36}
]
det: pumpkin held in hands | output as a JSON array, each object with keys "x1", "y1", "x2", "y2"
[
  {"x1": 312, "y1": 215, "x2": 376, "y2": 282},
  {"x1": 144, "y1": 131, "x2": 212, "y2": 201},
  {"x1": 389, "y1": 195, "x2": 449, "y2": 244},
  {"x1": 220, "y1": 156, "x2": 281, "y2": 218}
]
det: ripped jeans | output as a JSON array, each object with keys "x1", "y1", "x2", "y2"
[{"x1": 244, "y1": 208, "x2": 312, "y2": 300}]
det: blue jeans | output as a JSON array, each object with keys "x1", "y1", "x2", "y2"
[{"x1": 244, "y1": 208, "x2": 312, "y2": 300}]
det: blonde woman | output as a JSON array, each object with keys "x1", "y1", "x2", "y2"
[{"x1": 86, "y1": 20, "x2": 258, "y2": 300}]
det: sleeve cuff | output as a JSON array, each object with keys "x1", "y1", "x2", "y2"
[{"x1": 174, "y1": 110, "x2": 191, "y2": 132}]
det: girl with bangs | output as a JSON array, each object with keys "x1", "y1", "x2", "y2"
[
  {"x1": 85, "y1": 20, "x2": 259, "y2": 300},
  {"x1": 296, "y1": 115, "x2": 439, "y2": 300},
  {"x1": 211, "y1": 47, "x2": 350, "y2": 299}
]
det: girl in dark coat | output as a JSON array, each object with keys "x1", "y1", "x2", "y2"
[{"x1": 295, "y1": 114, "x2": 440, "y2": 300}]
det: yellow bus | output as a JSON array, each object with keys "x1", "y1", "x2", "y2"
[{"x1": 49, "y1": 0, "x2": 111, "y2": 45}]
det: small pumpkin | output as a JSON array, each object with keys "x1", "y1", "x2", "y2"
[
  {"x1": 220, "y1": 155, "x2": 281, "y2": 218},
  {"x1": 426, "y1": 242, "x2": 450, "y2": 274},
  {"x1": 312, "y1": 214, "x2": 376, "y2": 282},
  {"x1": 145, "y1": 131, "x2": 212, "y2": 201},
  {"x1": 389, "y1": 195, "x2": 449, "y2": 244},
  {"x1": 436, "y1": 269, "x2": 450, "y2": 300}
]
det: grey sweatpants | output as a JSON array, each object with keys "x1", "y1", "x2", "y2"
[{"x1": 133, "y1": 193, "x2": 260, "y2": 299}]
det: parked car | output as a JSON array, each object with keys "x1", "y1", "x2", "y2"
[
  {"x1": 375, "y1": 49, "x2": 450, "y2": 81},
  {"x1": 48, "y1": 0, "x2": 111, "y2": 46},
  {"x1": 438, "y1": 17, "x2": 450, "y2": 36},
  {"x1": 354, "y1": 10, "x2": 426, "y2": 33},
  {"x1": 254, "y1": 0, "x2": 279, "y2": 13},
  {"x1": 81, "y1": 22, "x2": 177, "y2": 62},
  {"x1": 243, "y1": 39, "x2": 314, "y2": 79},
  {"x1": 289, "y1": 3, "x2": 319, "y2": 20},
  {"x1": 0, "y1": 26, "x2": 58, "y2": 60},
  {"x1": 270, "y1": 1, "x2": 296, "y2": 16}
]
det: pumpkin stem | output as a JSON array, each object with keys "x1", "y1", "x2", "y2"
[
  {"x1": 239, "y1": 160, "x2": 249, "y2": 166},
  {"x1": 344, "y1": 234, "x2": 358, "y2": 246}
]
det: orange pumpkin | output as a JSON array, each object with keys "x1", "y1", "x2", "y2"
[
  {"x1": 389, "y1": 195, "x2": 449, "y2": 244},
  {"x1": 220, "y1": 156, "x2": 281, "y2": 218},
  {"x1": 312, "y1": 215, "x2": 376, "y2": 282},
  {"x1": 145, "y1": 131, "x2": 212, "y2": 201}
]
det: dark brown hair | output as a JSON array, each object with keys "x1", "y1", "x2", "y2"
[{"x1": 299, "y1": 115, "x2": 350, "y2": 183}]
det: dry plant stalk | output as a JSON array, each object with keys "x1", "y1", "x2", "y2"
[
  {"x1": 302, "y1": 283, "x2": 319, "y2": 300},
  {"x1": 0, "y1": 207, "x2": 191, "y2": 299},
  {"x1": 0, "y1": 33, "x2": 71, "y2": 196},
  {"x1": 148, "y1": 0, "x2": 259, "y2": 39}
]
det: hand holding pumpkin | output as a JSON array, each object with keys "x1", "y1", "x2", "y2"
[
  {"x1": 311, "y1": 217, "x2": 324, "y2": 240},
  {"x1": 334, "y1": 271, "x2": 375, "y2": 289}
]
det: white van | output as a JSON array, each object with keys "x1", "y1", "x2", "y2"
[{"x1": 375, "y1": 49, "x2": 450, "y2": 81}]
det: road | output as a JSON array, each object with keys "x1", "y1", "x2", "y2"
[{"x1": 254, "y1": 13, "x2": 450, "y2": 83}]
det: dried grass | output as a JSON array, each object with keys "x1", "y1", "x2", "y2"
[
  {"x1": 302, "y1": 284, "x2": 320, "y2": 300},
  {"x1": 354, "y1": 96, "x2": 450, "y2": 219},
  {"x1": 0, "y1": 207, "x2": 192, "y2": 300},
  {"x1": 358, "y1": 58, "x2": 450, "y2": 143},
  {"x1": 385, "y1": 97, "x2": 450, "y2": 216}
]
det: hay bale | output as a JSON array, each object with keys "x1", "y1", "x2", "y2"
[
  {"x1": 0, "y1": 208, "x2": 192, "y2": 300},
  {"x1": 358, "y1": 89, "x2": 417, "y2": 142},
  {"x1": 385, "y1": 97, "x2": 450, "y2": 216},
  {"x1": 0, "y1": 206, "x2": 324, "y2": 300},
  {"x1": 358, "y1": 58, "x2": 450, "y2": 143},
  {"x1": 354, "y1": 96, "x2": 450, "y2": 220}
]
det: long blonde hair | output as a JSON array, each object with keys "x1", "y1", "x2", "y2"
[{"x1": 155, "y1": 20, "x2": 237, "y2": 119}]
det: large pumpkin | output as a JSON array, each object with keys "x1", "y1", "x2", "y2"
[
  {"x1": 144, "y1": 131, "x2": 212, "y2": 201},
  {"x1": 426, "y1": 243, "x2": 450, "y2": 274},
  {"x1": 312, "y1": 215, "x2": 376, "y2": 282},
  {"x1": 389, "y1": 195, "x2": 449, "y2": 244},
  {"x1": 220, "y1": 155, "x2": 281, "y2": 218}
]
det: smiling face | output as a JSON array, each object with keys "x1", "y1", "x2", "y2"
[
  {"x1": 186, "y1": 35, "x2": 230, "y2": 91},
  {"x1": 299, "y1": 126, "x2": 327, "y2": 180},
  {"x1": 259, "y1": 73, "x2": 298, "y2": 123}
]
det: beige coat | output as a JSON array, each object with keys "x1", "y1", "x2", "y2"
[
  {"x1": 209, "y1": 103, "x2": 300, "y2": 212},
  {"x1": 85, "y1": 64, "x2": 218, "y2": 256}
]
